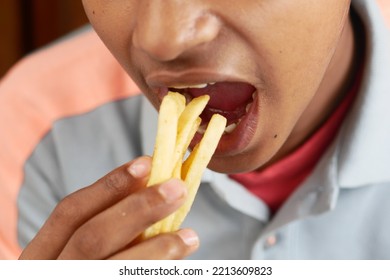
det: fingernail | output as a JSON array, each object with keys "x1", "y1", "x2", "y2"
[
  {"x1": 159, "y1": 179, "x2": 187, "y2": 203},
  {"x1": 177, "y1": 229, "x2": 199, "y2": 247},
  {"x1": 127, "y1": 157, "x2": 151, "y2": 178}
]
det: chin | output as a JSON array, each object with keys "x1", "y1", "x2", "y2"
[{"x1": 207, "y1": 155, "x2": 265, "y2": 174}]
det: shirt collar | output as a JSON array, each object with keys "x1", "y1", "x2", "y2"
[{"x1": 337, "y1": 0, "x2": 390, "y2": 188}]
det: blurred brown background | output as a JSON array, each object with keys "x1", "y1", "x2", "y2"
[{"x1": 0, "y1": 0, "x2": 89, "y2": 77}]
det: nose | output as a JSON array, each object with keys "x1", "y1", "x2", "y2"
[{"x1": 132, "y1": 1, "x2": 221, "y2": 61}]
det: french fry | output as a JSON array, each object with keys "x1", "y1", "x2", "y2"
[
  {"x1": 147, "y1": 91, "x2": 185, "y2": 186},
  {"x1": 172, "y1": 118, "x2": 201, "y2": 179},
  {"x1": 172, "y1": 94, "x2": 209, "y2": 178},
  {"x1": 143, "y1": 91, "x2": 226, "y2": 239},
  {"x1": 172, "y1": 114, "x2": 226, "y2": 231},
  {"x1": 143, "y1": 92, "x2": 185, "y2": 238},
  {"x1": 160, "y1": 96, "x2": 209, "y2": 232}
]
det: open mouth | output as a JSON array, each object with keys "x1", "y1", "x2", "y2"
[{"x1": 168, "y1": 81, "x2": 256, "y2": 135}]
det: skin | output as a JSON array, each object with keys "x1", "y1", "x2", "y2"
[
  {"x1": 20, "y1": 157, "x2": 199, "y2": 259},
  {"x1": 81, "y1": 0, "x2": 355, "y2": 173},
  {"x1": 21, "y1": 0, "x2": 356, "y2": 259}
]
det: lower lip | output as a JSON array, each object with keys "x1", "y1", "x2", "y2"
[{"x1": 191, "y1": 92, "x2": 259, "y2": 156}]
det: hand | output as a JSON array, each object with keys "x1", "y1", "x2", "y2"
[{"x1": 19, "y1": 156, "x2": 199, "y2": 259}]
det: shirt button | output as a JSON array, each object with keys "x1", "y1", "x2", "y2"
[{"x1": 264, "y1": 235, "x2": 277, "y2": 248}]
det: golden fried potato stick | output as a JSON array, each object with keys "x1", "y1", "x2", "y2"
[
  {"x1": 143, "y1": 91, "x2": 226, "y2": 239},
  {"x1": 171, "y1": 114, "x2": 226, "y2": 231},
  {"x1": 160, "y1": 95, "x2": 209, "y2": 232},
  {"x1": 147, "y1": 92, "x2": 185, "y2": 187},
  {"x1": 172, "y1": 95, "x2": 209, "y2": 178},
  {"x1": 143, "y1": 92, "x2": 185, "y2": 238},
  {"x1": 172, "y1": 118, "x2": 201, "y2": 179}
]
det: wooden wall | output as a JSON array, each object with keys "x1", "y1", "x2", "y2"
[{"x1": 1, "y1": 0, "x2": 88, "y2": 77}]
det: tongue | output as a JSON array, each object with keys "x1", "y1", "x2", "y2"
[
  {"x1": 170, "y1": 82, "x2": 256, "y2": 124},
  {"x1": 187, "y1": 82, "x2": 255, "y2": 124},
  {"x1": 186, "y1": 82, "x2": 255, "y2": 111}
]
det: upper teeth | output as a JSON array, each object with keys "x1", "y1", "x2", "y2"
[{"x1": 171, "y1": 83, "x2": 215, "y2": 89}]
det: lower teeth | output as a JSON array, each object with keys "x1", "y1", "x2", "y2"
[
  {"x1": 224, "y1": 123, "x2": 237, "y2": 134},
  {"x1": 197, "y1": 95, "x2": 255, "y2": 135},
  {"x1": 246, "y1": 102, "x2": 253, "y2": 113},
  {"x1": 197, "y1": 121, "x2": 238, "y2": 135}
]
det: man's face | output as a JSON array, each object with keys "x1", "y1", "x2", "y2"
[{"x1": 82, "y1": 0, "x2": 353, "y2": 173}]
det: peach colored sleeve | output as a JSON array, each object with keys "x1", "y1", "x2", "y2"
[
  {"x1": 377, "y1": 0, "x2": 390, "y2": 28},
  {"x1": 0, "y1": 29, "x2": 139, "y2": 259}
]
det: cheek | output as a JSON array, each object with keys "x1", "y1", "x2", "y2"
[
  {"x1": 220, "y1": 1, "x2": 351, "y2": 172},
  {"x1": 83, "y1": 1, "x2": 135, "y2": 67},
  {"x1": 257, "y1": 1, "x2": 350, "y2": 118}
]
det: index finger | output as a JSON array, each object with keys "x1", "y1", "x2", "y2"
[{"x1": 19, "y1": 156, "x2": 151, "y2": 259}]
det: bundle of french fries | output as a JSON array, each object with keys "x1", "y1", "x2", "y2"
[{"x1": 143, "y1": 91, "x2": 227, "y2": 239}]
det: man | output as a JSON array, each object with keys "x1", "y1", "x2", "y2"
[{"x1": 1, "y1": 0, "x2": 389, "y2": 259}]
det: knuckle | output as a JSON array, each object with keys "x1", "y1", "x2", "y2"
[
  {"x1": 52, "y1": 195, "x2": 83, "y2": 223},
  {"x1": 103, "y1": 170, "x2": 129, "y2": 196},
  {"x1": 71, "y1": 225, "x2": 105, "y2": 258}
]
